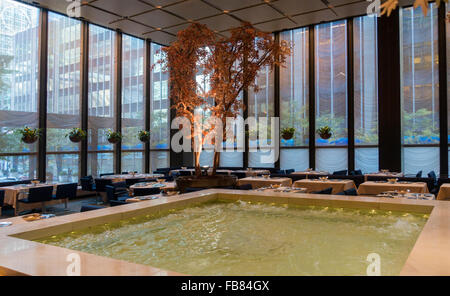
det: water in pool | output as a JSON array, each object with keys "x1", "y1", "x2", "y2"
[{"x1": 36, "y1": 200, "x2": 428, "y2": 275}]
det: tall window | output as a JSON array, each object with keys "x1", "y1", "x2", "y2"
[
  {"x1": 46, "y1": 12, "x2": 81, "y2": 183},
  {"x1": 315, "y1": 20, "x2": 348, "y2": 173},
  {"x1": 150, "y1": 43, "x2": 170, "y2": 171},
  {"x1": 0, "y1": 0, "x2": 39, "y2": 180},
  {"x1": 248, "y1": 53, "x2": 275, "y2": 168},
  {"x1": 354, "y1": 16, "x2": 378, "y2": 174},
  {"x1": 400, "y1": 4, "x2": 439, "y2": 175},
  {"x1": 87, "y1": 25, "x2": 115, "y2": 177},
  {"x1": 121, "y1": 34, "x2": 144, "y2": 173},
  {"x1": 280, "y1": 28, "x2": 309, "y2": 171}
]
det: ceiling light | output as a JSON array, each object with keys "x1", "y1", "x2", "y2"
[{"x1": 223, "y1": 10, "x2": 229, "y2": 13}]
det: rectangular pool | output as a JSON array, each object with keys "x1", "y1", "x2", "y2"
[{"x1": 35, "y1": 200, "x2": 428, "y2": 276}]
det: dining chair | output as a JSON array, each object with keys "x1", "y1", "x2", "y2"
[
  {"x1": 17, "y1": 186, "x2": 53, "y2": 215},
  {"x1": 105, "y1": 185, "x2": 130, "y2": 205},
  {"x1": 332, "y1": 170, "x2": 348, "y2": 176},
  {"x1": 311, "y1": 187, "x2": 333, "y2": 195},
  {"x1": 0, "y1": 190, "x2": 4, "y2": 216},
  {"x1": 53, "y1": 183, "x2": 78, "y2": 208},
  {"x1": 94, "y1": 178, "x2": 113, "y2": 204},
  {"x1": 133, "y1": 187, "x2": 161, "y2": 197},
  {"x1": 416, "y1": 171, "x2": 423, "y2": 178}
]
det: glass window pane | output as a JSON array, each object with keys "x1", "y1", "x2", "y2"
[
  {"x1": 46, "y1": 12, "x2": 81, "y2": 182},
  {"x1": 150, "y1": 151, "x2": 169, "y2": 172},
  {"x1": 0, "y1": 0, "x2": 39, "y2": 179},
  {"x1": 315, "y1": 20, "x2": 348, "y2": 171},
  {"x1": 249, "y1": 149, "x2": 275, "y2": 168},
  {"x1": 354, "y1": 16, "x2": 378, "y2": 146},
  {"x1": 315, "y1": 20, "x2": 347, "y2": 147},
  {"x1": 46, "y1": 154, "x2": 79, "y2": 182},
  {"x1": 88, "y1": 25, "x2": 115, "y2": 177},
  {"x1": 355, "y1": 147, "x2": 379, "y2": 174},
  {"x1": 122, "y1": 34, "x2": 144, "y2": 158},
  {"x1": 316, "y1": 148, "x2": 347, "y2": 173},
  {"x1": 122, "y1": 152, "x2": 144, "y2": 173},
  {"x1": 220, "y1": 151, "x2": 243, "y2": 168},
  {"x1": 280, "y1": 28, "x2": 309, "y2": 147},
  {"x1": 150, "y1": 43, "x2": 169, "y2": 150},
  {"x1": 403, "y1": 147, "x2": 439, "y2": 175},
  {"x1": 88, "y1": 152, "x2": 114, "y2": 176},
  {"x1": 280, "y1": 149, "x2": 309, "y2": 171},
  {"x1": 400, "y1": 4, "x2": 439, "y2": 174}
]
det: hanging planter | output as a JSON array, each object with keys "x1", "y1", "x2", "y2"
[
  {"x1": 317, "y1": 126, "x2": 332, "y2": 140},
  {"x1": 106, "y1": 129, "x2": 122, "y2": 144},
  {"x1": 66, "y1": 128, "x2": 87, "y2": 143},
  {"x1": 138, "y1": 130, "x2": 151, "y2": 143},
  {"x1": 281, "y1": 127, "x2": 296, "y2": 140},
  {"x1": 16, "y1": 127, "x2": 41, "y2": 144}
]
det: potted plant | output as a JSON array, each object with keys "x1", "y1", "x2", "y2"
[
  {"x1": 138, "y1": 130, "x2": 151, "y2": 143},
  {"x1": 106, "y1": 130, "x2": 122, "y2": 144},
  {"x1": 281, "y1": 127, "x2": 296, "y2": 140},
  {"x1": 66, "y1": 128, "x2": 87, "y2": 143},
  {"x1": 317, "y1": 126, "x2": 332, "y2": 140},
  {"x1": 16, "y1": 127, "x2": 41, "y2": 144}
]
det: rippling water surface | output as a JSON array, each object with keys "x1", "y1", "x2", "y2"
[{"x1": 36, "y1": 201, "x2": 428, "y2": 275}]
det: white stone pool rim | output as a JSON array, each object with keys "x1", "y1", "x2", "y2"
[{"x1": 0, "y1": 189, "x2": 449, "y2": 276}]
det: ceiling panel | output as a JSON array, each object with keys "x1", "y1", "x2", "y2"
[
  {"x1": 271, "y1": 0, "x2": 327, "y2": 16},
  {"x1": 132, "y1": 9, "x2": 185, "y2": 28},
  {"x1": 254, "y1": 18, "x2": 296, "y2": 32},
  {"x1": 197, "y1": 14, "x2": 241, "y2": 32},
  {"x1": 79, "y1": 5, "x2": 121, "y2": 25},
  {"x1": 202, "y1": 0, "x2": 264, "y2": 11},
  {"x1": 333, "y1": 1, "x2": 372, "y2": 18},
  {"x1": 290, "y1": 9, "x2": 337, "y2": 28},
  {"x1": 231, "y1": 5, "x2": 285, "y2": 23},
  {"x1": 141, "y1": 0, "x2": 184, "y2": 7},
  {"x1": 144, "y1": 30, "x2": 177, "y2": 44},
  {"x1": 110, "y1": 19, "x2": 153, "y2": 36},
  {"x1": 163, "y1": 22, "x2": 191, "y2": 34},
  {"x1": 164, "y1": 0, "x2": 219, "y2": 20},
  {"x1": 91, "y1": 0, "x2": 153, "y2": 17}
]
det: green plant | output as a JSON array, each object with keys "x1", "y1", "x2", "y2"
[
  {"x1": 138, "y1": 130, "x2": 151, "y2": 142},
  {"x1": 15, "y1": 127, "x2": 41, "y2": 144},
  {"x1": 317, "y1": 126, "x2": 333, "y2": 139},
  {"x1": 66, "y1": 128, "x2": 87, "y2": 142},
  {"x1": 106, "y1": 129, "x2": 122, "y2": 144},
  {"x1": 281, "y1": 127, "x2": 296, "y2": 140}
]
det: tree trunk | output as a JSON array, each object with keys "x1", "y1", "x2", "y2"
[
  {"x1": 194, "y1": 151, "x2": 201, "y2": 176},
  {"x1": 212, "y1": 151, "x2": 220, "y2": 175}
]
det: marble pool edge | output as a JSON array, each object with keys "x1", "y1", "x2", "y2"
[{"x1": 0, "y1": 189, "x2": 448, "y2": 276}]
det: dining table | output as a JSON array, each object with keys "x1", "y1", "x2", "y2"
[
  {"x1": 437, "y1": 183, "x2": 450, "y2": 200},
  {"x1": 364, "y1": 172, "x2": 404, "y2": 182},
  {"x1": 100, "y1": 173, "x2": 164, "y2": 182},
  {"x1": 291, "y1": 170, "x2": 330, "y2": 177},
  {"x1": 357, "y1": 181, "x2": 429, "y2": 196},
  {"x1": 2, "y1": 183, "x2": 59, "y2": 209},
  {"x1": 129, "y1": 181, "x2": 177, "y2": 192},
  {"x1": 292, "y1": 179, "x2": 356, "y2": 194},
  {"x1": 237, "y1": 177, "x2": 292, "y2": 189}
]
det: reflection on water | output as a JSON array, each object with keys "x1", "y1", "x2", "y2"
[{"x1": 36, "y1": 200, "x2": 427, "y2": 276}]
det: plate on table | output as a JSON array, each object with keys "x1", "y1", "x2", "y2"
[
  {"x1": 374, "y1": 181, "x2": 387, "y2": 183},
  {"x1": 0, "y1": 222, "x2": 12, "y2": 227},
  {"x1": 398, "y1": 181, "x2": 412, "y2": 184}
]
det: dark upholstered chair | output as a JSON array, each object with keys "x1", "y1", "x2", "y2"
[
  {"x1": 332, "y1": 170, "x2": 348, "y2": 176},
  {"x1": 0, "y1": 190, "x2": 4, "y2": 216},
  {"x1": 231, "y1": 172, "x2": 246, "y2": 179},
  {"x1": 350, "y1": 170, "x2": 362, "y2": 176},
  {"x1": 133, "y1": 187, "x2": 161, "y2": 197},
  {"x1": 17, "y1": 186, "x2": 54, "y2": 214},
  {"x1": 416, "y1": 170, "x2": 423, "y2": 178},
  {"x1": 80, "y1": 205, "x2": 105, "y2": 212},
  {"x1": 94, "y1": 178, "x2": 113, "y2": 193},
  {"x1": 105, "y1": 185, "x2": 130, "y2": 205},
  {"x1": 100, "y1": 173, "x2": 115, "y2": 177},
  {"x1": 235, "y1": 184, "x2": 253, "y2": 190},
  {"x1": 80, "y1": 176, "x2": 96, "y2": 191},
  {"x1": 53, "y1": 183, "x2": 78, "y2": 208},
  {"x1": 311, "y1": 187, "x2": 333, "y2": 195},
  {"x1": 343, "y1": 188, "x2": 358, "y2": 196}
]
